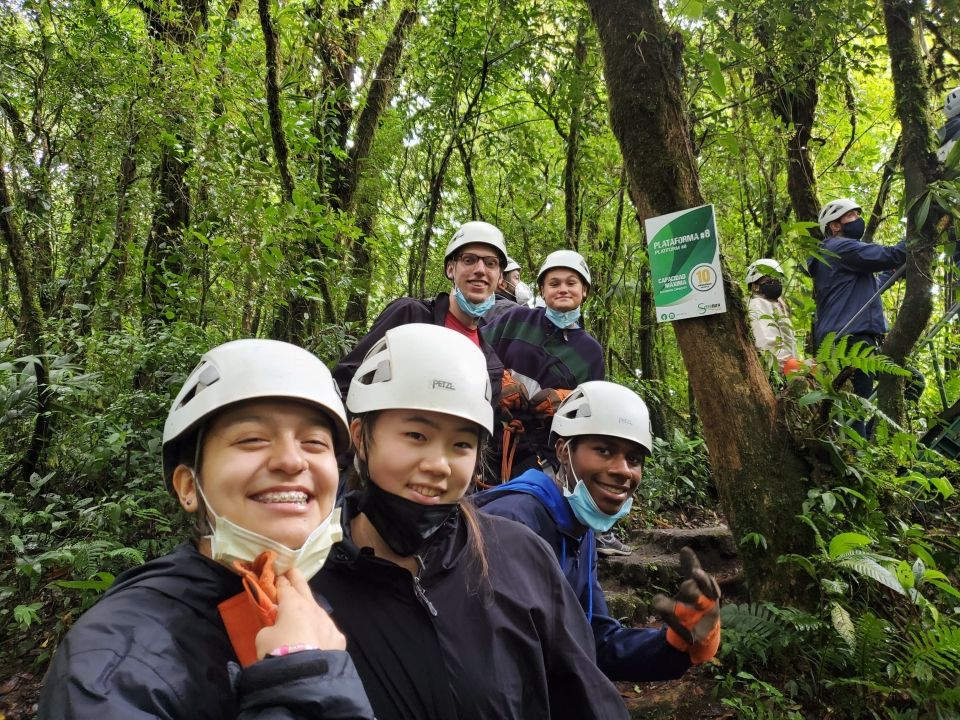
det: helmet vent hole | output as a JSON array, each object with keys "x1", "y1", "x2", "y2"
[
  {"x1": 356, "y1": 359, "x2": 392, "y2": 386},
  {"x1": 176, "y1": 365, "x2": 221, "y2": 409}
]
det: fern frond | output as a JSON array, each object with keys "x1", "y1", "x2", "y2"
[
  {"x1": 721, "y1": 602, "x2": 779, "y2": 638},
  {"x1": 36, "y1": 539, "x2": 144, "y2": 578},
  {"x1": 719, "y1": 602, "x2": 781, "y2": 664},
  {"x1": 903, "y1": 625, "x2": 960, "y2": 676},
  {"x1": 814, "y1": 333, "x2": 912, "y2": 378},
  {"x1": 852, "y1": 612, "x2": 892, "y2": 677},
  {"x1": 766, "y1": 604, "x2": 823, "y2": 633}
]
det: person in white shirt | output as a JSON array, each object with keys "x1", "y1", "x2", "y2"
[{"x1": 745, "y1": 259, "x2": 799, "y2": 372}]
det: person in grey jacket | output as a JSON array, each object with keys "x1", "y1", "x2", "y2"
[{"x1": 39, "y1": 339, "x2": 374, "y2": 720}]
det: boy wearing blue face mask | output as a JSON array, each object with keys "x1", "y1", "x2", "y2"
[
  {"x1": 333, "y1": 221, "x2": 507, "y2": 408},
  {"x1": 808, "y1": 199, "x2": 907, "y2": 436},
  {"x1": 475, "y1": 381, "x2": 722, "y2": 683},
  {"x1": 480, "y1": 250, "x2": 604, "y2": 484}
]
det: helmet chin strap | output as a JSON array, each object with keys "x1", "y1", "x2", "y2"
[{"x1": 557, "y1": 440, "x2": 580, "y2": 494}]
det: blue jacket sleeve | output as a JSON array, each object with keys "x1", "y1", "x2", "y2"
[
  {"x1": 831, "y1": 238, "x2": 906, "y2": 273},
  {"x1": 584, "y1": 336, "x2": 605, "y2": 381},
  {"x1": 481, "y1": 491, "x2": 691, "y2": 683},
  {"x1": 587, "y1": 556, "x2": 691, "y2": 682}
]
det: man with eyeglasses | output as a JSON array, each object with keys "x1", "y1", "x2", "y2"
[{"x1": 333, "y1": 221, "x2": 507, "y2": 405}]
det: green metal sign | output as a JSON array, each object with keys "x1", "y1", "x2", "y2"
[{"x1": 644, "y1": 203, "x2": 727, "y2": 322}]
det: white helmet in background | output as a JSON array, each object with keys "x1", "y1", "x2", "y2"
[
  {"x1": 504, "y1": 257, "x2": 521, "y2": 274},
  {"x1": 444, "y1": 221, "x2": 508, "y2": 269},
  {"x1": 550, "y1": 381, "x2": 653, "y2": 455},
  {"x1": 945, "y1": 87, "x2": 960, "y2": 119},
  {"x1": 745, "y1": 258, "x2": 785, "y2": 285},
  {"x1": 162, "y1": 339, "x2": 349, "y2": 488},
  {"x1": 347, "y1": 324, "x2": 493, "y2": 434},
  {"x1": 817, "y1": 198, "x2": 861, "y2": 235},
  {"x1": 537, "y1": 249, "x2": 592, "y2": 288}
]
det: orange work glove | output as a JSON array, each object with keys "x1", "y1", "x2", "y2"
[
  {"x1": 652, "y1": 547, "x2": 721, "y2": 664},
  {"x1": 781, "y1": 357, "x2": 802, "y2": 376},
  {"x1": 499, "y1": 370, "x2": 529, "y2": 415},
  {"x1": 529, "y1": 388, "x2": 572, "y2": 417}
]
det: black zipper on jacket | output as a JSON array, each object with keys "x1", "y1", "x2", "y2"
[{"x1": 413, "y1": 555, "x2": 438, "y2": 617}]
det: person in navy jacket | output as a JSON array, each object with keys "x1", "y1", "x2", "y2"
[
  {"x1": 809, "y1": 198, "x2": 906, "y2": 436},
  {"x1": 475, "y1": 381, "x2": 721, "y2": 682}
]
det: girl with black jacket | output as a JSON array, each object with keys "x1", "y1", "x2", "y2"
[
  {"x1": 39, "y1": 340, "x2": 374, "y2": 720},
  {"x1": 313, "y1": 323, "x2": 628, "y2": 720}
]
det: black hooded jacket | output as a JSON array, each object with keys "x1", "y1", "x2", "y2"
[
  {"x1": 312, "y1": 494, "x2": 629, "y2": 720},
  {"x1": 38, "y1": 542, "x2": 374, "y2": 720},
  {"x1": 332, "y1": 292, "x2": 504, "y2": 404}
]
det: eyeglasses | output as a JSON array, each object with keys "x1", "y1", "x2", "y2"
[{"x1": 457, "y1": 253, "x2": 501, "y2": 270}]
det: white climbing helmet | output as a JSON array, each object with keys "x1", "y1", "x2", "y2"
[
  {"x1": 550, "y1": 381, "x2": 653, "y2": 455},
  {"x1": 162, "y1": 339, "x2": 349, "y2": 487},
  {"x1": 817, "y1": 198, "x2": 861, "y2": 235},
  {"x1": 537, "y1": 249, "x2": 592, "y2": 288},
  {"x1": 745, "y1": 258, "x2": 785, "y2": 285},
  {"x1": 945, "y1": 87, "x2": 960, "y2": 120},
  {"x1": 443, "y1": 221, "x2": 508, "y2": 269},
  {"x1": 504, "y1": 257, "x2": 521, "y2": 274},
  {"x1": 347, "y1": 323, "x2": 493, "y2": 434}
]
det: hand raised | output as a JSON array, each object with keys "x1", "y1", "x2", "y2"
[
  {"x1": 651, "y1": 547, "x2": 721, "y2": 664},
  {"x1": 255, "y1": 568, "x2": 345, "y2": 660}
]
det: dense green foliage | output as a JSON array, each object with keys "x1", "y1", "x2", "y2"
[{"x1": 2, "y1": 0, "x2": 959, "y2": 715}]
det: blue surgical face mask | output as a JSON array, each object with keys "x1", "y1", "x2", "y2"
[
  {"x1": 454, "y1": 286, "x2": 495, "y2": 318},
  {"x1": 559, "y1": 442, "x2": 633, "y2": 532},
  {"x1": 840, "y1": 217, "x2": 865, "y2": 240},
  {"x1": 545, "y1": 306, "x2": 581, "y2": 328},
  {"x1": 568, "y1": 480, "x2": 633, "y2": 533}
]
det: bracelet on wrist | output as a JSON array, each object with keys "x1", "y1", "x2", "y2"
[{"x1": 266, "y1": 643, "x2": 320, "y2": 658}]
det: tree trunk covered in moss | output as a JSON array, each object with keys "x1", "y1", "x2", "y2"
[
  {"x1": 0, "y1": 151, "x2": 51, "y2": 485},
  {"x1": 774, "y1": 76, "x2": 819, "y2": 229},
  {"x1": 877, "y1": 0, "x2": 939, "y2": 423},
  {"x1": 140, "y1": 0, "x2": 207, "y2": 324},
  {"x1": 584, "y1": 0, "x2": 814, "y2": 603},
  {"x1": 755, "y1": 2, "x2": 820, "y2": 230},
  {"x1": 258, "y1": 0, "x2": 294, "y2": 203},
  {"x1": 341, "y1": 6, "x2": 419, "y2": 325},
  {"x1": 563, "y1": 17, "x2": 589, "y2": 249}
]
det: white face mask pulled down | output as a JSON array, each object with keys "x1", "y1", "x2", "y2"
[{"x1": 195, "y1": 481, "x2": 342, "y2": 580}]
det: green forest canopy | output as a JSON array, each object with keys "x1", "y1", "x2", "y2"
[{"x1": 2, "y1": 0, "x2": 960, "y2": 714}]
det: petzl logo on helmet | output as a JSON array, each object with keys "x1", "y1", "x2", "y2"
[
  {"x1": 619, "y1": 417, "x2": 633, "y2": 425},
  {"x1": 432, "y1": 379, "x2": 456, "y2": 390}
]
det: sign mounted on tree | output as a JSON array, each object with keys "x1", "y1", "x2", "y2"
[{"x1": 644, "y1": 203, "x2": 727, "y2": 323}]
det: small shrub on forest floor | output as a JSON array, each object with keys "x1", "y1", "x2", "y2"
[
  {"x1": 636, "y1": 428, "x2": 715, "y2": 524},
  {"x1": 715, "y1": 671, "x2": 804, "y2": 719},
  {"x1": 0, "y1": 476, "x2": 187, "y2": 669},
  {"x1": 714, "y1": 419, "x2": 960, "y2": 718}
]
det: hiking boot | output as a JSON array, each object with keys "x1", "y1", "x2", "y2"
[{"x1": 596, "y1": 531, "x2": 632, "y2": 557}]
